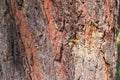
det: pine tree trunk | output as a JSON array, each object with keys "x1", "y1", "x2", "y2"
[{"x1": 0, "y1": 0, "x2": 118, "y2": 80}]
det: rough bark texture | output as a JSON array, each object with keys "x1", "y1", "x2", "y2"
[{"x1": 0, "y1": 0, "x2": 118, "y2": 80}]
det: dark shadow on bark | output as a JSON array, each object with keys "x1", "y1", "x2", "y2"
[{"x1": 6, "y1": 0, "x2": 25, "y2": 75}]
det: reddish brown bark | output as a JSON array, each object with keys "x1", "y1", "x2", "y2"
[{"x1": 0, "y1": 0, "x2": 119, "y2": 80}]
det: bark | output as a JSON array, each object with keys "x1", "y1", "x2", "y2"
[{"x1": 0, "y1": 0, "x2": 118, "y2": 80}]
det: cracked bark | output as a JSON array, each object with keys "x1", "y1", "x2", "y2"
[{"x1": 0, "y1": 0, "x2": 119, "y2": 80}]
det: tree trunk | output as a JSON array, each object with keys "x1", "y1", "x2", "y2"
[{"x1": 0, "y1": 0, "x2": 118, "y2": 80}]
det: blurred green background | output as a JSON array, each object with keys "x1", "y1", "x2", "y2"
[{"x1": 116, "y1": 29, "x2": 120, "y2": 80}]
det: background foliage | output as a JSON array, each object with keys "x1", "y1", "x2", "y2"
[{"x1": 117, "y1": 29, "x2": 120, "y2": 80}]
